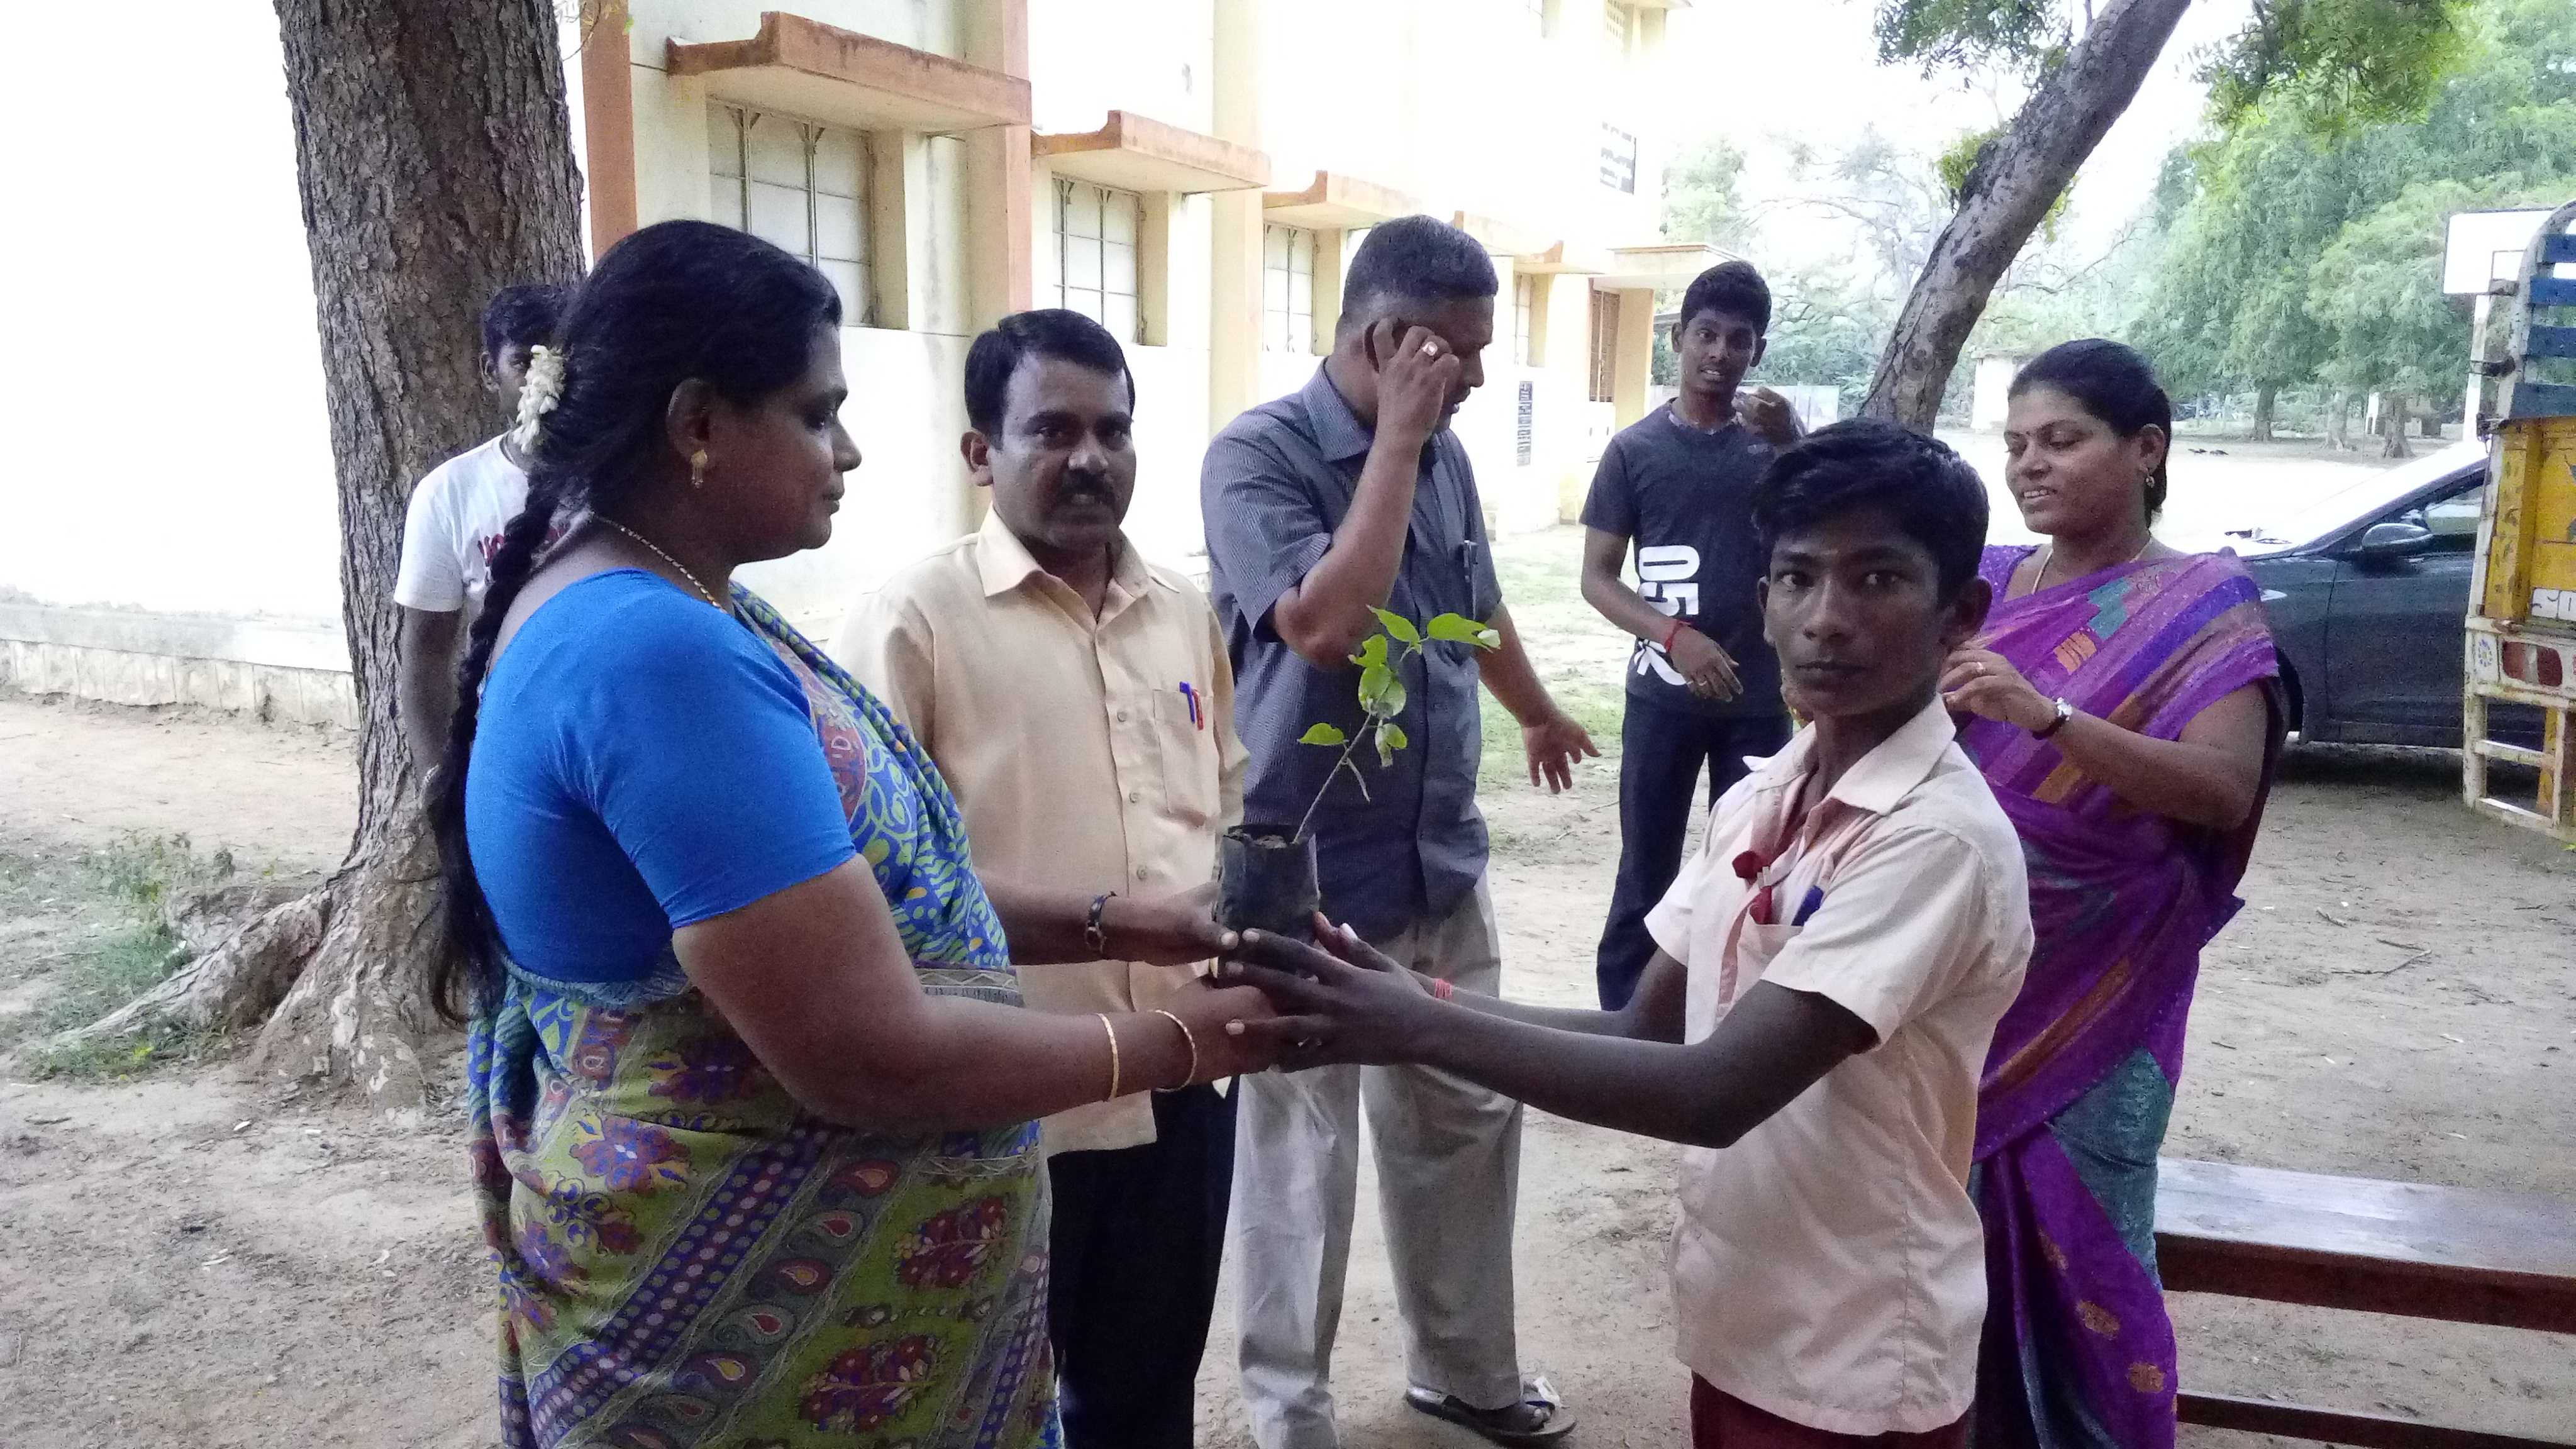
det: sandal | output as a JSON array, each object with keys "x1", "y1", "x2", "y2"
[{"x1": 1404, "y1": 1382, "x2": 1577, "y2": 1445}]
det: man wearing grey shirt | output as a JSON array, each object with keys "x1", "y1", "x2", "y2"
[{"x1": 1202, "y1": 216, "x2": 1593, "y2": 1449}]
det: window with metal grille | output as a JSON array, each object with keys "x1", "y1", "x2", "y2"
[
  {"x1": 1056, "y1": 178, "x2": 1142, "y2": 343},
  {"x1": 708, "y1": 104, "x2": 875, "y2": 326},
  {"x1": 1589, "y1": 290, "x2": 1618, "y2": 403},
  {"x1": 1603, "y1": 1, "x2": 1632, "y2": 56},
  {"x1": 1514, "y1": 274, "x2": 1537, "y2": 366},
  {"x1": 1263, "y1": 224, "x2": 1317, "y2": 353}
]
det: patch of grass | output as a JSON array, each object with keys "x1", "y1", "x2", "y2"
[{"x1": 1, "y1": 833, "x2": 237, "y2": 1080}]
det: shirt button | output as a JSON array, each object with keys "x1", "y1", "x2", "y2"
[
  {"x1": 1136, "y1": 865, "x2": 1151, "y2": 880},
  {"x1": 1116, "y1": 709, "x2": 1130, "y2": 722},
  {"x1": 1129, "y1": 791, "x2": 1142, "y2": 804}
]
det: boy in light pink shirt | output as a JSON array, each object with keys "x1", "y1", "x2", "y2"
[{"x1": 1226, "y1": 418, "x2": 2033, "y2": 1446}]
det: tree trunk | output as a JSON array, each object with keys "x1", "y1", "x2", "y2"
[
  {"x1": 1860, "y1": 0, "x2": 2192, "y2": 425},
  {"x1": 2380, "y1": 392, "x2": 2414, "y2": 459},
  {"x1": 2250, "y1": 384, "x2": 2277, "y2": 443},
  {"x1": 2326, "y1": 388, "x2": 2353, "y2": 450},
  {"x1": 253, "y1": 0, "x2": 584, "y2": 1103}
]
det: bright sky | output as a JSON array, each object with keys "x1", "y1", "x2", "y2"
[{"x1": 1663, "y1": 0, "x2": 2259, "y2": 272}]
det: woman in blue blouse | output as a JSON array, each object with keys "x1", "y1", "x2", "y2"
[{"x1": 426, "y1": 220, "x2": 1273, "y2": 1449}]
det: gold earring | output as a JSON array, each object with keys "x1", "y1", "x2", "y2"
[{"x1": 690, "y1": 449, "x2": 709, "y2": 488}]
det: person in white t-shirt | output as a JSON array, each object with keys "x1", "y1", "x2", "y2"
[
  {"x1": 1225, "y1": 421, "x2": 2033, "y2": 1448},
  {"x1": 395, "y1": 282, "x2": 570, "y2": 777}
]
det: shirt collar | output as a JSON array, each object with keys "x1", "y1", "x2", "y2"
[
  {"x1": 1820, "y1": 694, "x2": 1960, "y2": 816},
  {"x1": 1300, "y1": 365, "x2": 1376, "y2": 464},
  {"x1": 1746, "y1": 692, "x2": 1957, "y2": 818},
  {"x1": 974, "y1": 507, "x2": 1149, "y2": 601}
]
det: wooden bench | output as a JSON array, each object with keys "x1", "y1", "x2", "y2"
[{"x1": 2157, "y1": 1158, "x2": 2576, "y2": 1448}]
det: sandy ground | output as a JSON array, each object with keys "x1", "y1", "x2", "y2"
[{"x1": 3, "y1": 518, "x2": 2573, "y2": 1448}]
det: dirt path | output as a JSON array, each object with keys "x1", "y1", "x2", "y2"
[{"x1": 4, "y1": 525, "x2": 2573, "y2": 1446}]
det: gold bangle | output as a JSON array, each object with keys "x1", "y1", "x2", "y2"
[
  {"x1": 1097, "y1": 1012, "x2": 1121, "y2": 1101},
  {"x1": 1152, "y1": 1008, "x2": 1198, "y2": 1090}
]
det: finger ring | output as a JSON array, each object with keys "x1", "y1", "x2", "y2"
[{"x1": 1419, "y1": 340, "x2": 1440, "y2": 357}]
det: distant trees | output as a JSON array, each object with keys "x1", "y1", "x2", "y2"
[
  {"x1": 2135, "y1": 0, "x2": 2576, "y2": 452},
  {"x1": 1857, "y1": 0, "x2": 2481, "y2": 424}
]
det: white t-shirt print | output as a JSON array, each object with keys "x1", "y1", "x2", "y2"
[{"x1": 394, "y1": 435, "x2": 528, "y2": 613}]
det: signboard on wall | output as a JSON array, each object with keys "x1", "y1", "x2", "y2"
[
  {"x1": 1517, "y1": 381, "x2": 1535, "y2": 465},
  {"x1": 1599, "y1": 123, "x2": 1639, "y2": 194}
]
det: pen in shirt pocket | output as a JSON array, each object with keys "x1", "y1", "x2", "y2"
[
  {"x1": 1790, "y1": 886, "x2": 1824, "y2": 928},
  {"x1": 1178, "y1": 680, "x2": 1204, "y2": 730}
]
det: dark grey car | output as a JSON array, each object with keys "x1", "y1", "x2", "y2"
[{"x1": 2222, "y1": 440, "x2": 2543, "y2": 747}]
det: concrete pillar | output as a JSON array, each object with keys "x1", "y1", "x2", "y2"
[
  {"x1": 1311, "y1": 228, "x2": 1346, "y2": 357},
  {"x1": 1209, "y1": 0, "x2": 1264, "y2": 433},
  {"x1": 579, "y1": 0, "x2": 638, "y2": 260},
  {"x1": 963, "y1": 0, "x2": 1033, "y2": 328},
  {"x1": 1613, "y1": 286, "x2": 1656, "y2": 429}
]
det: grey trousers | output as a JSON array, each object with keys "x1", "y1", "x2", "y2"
[{"x1": 1231, "y1": 878, "x2": 1526, "y2": 1449}]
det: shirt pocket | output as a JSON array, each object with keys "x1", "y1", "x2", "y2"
[
  {"x1": 1721, "y1": 919, "x2": 1805, "y2": 1010},
  {"x1": 1153, "y1": 689, "x2": 1218, "y2": 827}
]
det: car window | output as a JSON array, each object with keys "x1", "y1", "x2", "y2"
[{"x1": 2403, "y1": 475, "x2": 2486, "y2": 552}]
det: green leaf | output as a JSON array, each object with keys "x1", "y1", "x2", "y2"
[
  {"x1": 1370, "y1": 608, "x2": 1422, "y2": 645},
  {"x1": 1358, "y1": 664, "x2": 1406, "y2": 719},
  {"x1": 1375, "y1": 725, "x2": 1394, "y2": 769},
  {"x1": 1425, "y1": 613, "x2": 1487, "y2": 643},
  {"x1": 1357, "y1": 663, "x2": 1391, "y2": 713},
  {"x1": 1299, "y1": 723, "x2": 1348, "y2": 747},
  {"x1": 1348, "y1": 634, "x2": 1389, "y2": 669},
  {"x1": 1475, "y1": 628, "x2": 1501, "y2": 650},
  {"x1": 1380, "y1": 722, "x2": 1408, "y2": 753}
]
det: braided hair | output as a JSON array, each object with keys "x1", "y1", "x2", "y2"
[
  {"x1": 426, "y1": 220, "x2": 841, "y2": 1024},
  {"x1": 2010, "y1": 340, "x2": 2174, "y2": 521}
]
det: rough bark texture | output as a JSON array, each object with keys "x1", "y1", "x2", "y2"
[
  {"x1": 251, "y1": 0, "x2": 585, "y2": 1103},
  {"x1": 1860, "y1": 0, "x2": 2192, "y2": 425},
  {"x1": 2327, "y1": 387, "x2": 2354, "y2": 450},
  {"x1": 2381, "y1": 394, "x2": 2414, "y2": 458},
  {"x1": 2250, "y1": 384, "x2": 2277, "y2": 443}
]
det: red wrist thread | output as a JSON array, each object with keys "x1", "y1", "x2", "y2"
[
  {"x1": 1431, "y1": 977, "x2": 1455, "y2": 1002},
  {"x1": 1660, "y1": 618, "x2": 1688, "y2": 652}
]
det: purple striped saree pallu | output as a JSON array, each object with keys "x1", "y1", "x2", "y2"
[{"x1": 1958, "y1": 547, "x2": 2280, "y2": 1449}]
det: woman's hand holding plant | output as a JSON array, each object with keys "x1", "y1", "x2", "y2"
[{"x1": 1102, "y1": 882, "x2": 1238, "y2": 967}]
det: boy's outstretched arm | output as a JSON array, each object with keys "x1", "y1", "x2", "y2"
[{"x1": 1224, "y1": 925, "x2": 1872, "y2": 1150}]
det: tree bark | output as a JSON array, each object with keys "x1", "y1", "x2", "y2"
[
  {"x1": 1860, "y1": 0, "x2": 2192, "y2": 425},
  {"x1": 2326, "y1": 387, "x2": 2353, "y2": 450},
  {"x1": 2250, "y1": 384, "x2": 2277, "y2": 443},
  {"x1": 2380, "y1": 392, "x2": 2414, "y2": 459},
  {"x1": 250, "y1": 0, "x2": 584, "y2": 1103}
]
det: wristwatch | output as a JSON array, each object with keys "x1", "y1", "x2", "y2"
[{"x1": 2031, "y1": 697, "x2": 2076, "y2": 740}]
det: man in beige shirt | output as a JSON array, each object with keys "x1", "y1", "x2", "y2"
[{"x1": 831, "y1": 309, "x2": 1246, "y2": 1449}]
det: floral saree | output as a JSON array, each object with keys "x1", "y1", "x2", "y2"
[
  {"x1": 1959, "y1": 547, "x2": 2281, "y2": 1449},
  {"x1": 465, "y1": 588, "x2": 1059, "y2": 1449}
]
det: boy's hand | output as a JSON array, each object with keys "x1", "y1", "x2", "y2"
[
  {"x1": 1736, "y1": 386, "x2": 1804, "y2": 447},
  {"x1": 1368, "y1": 320, "x2": 1463, "y2": 443},
  {"x1": 1667, "y1": 626, "x2": 1743, "y2": 701},
  {"x1": 1219, "y1": 918, "x2": 1443, "y2": 1069},
  {"x1": 1520, "y1": 708, "x2": 1600, "y2": 793}
]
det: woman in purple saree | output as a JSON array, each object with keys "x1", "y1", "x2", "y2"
[{"x1": 1941, "y1": 343, "x2": 2282, "y2": 1449}]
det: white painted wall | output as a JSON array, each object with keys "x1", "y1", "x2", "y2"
[{"x1": 2, "y1": 0, "x2": 1673, "y2": 711}]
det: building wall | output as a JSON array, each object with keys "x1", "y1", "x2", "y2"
[{"x1": 1, "y1": 0, "x2": 1679, "y2": 716}]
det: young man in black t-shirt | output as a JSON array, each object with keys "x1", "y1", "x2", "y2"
[{"x1": 1579, "y1": 262, "x2": 1803, "y2": 1009}]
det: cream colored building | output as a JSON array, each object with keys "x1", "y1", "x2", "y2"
[{"x1": 1, "y1": 0, "x2": 1706, "y2": 721}]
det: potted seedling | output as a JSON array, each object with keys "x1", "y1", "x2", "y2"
[{"x1": 1219, "y1": 608, "x2": 1501, "y2": 940}]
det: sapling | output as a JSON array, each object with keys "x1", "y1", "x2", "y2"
[{"x1": 1290, "y1": 607, "x2": 1501, "y2": 839}]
